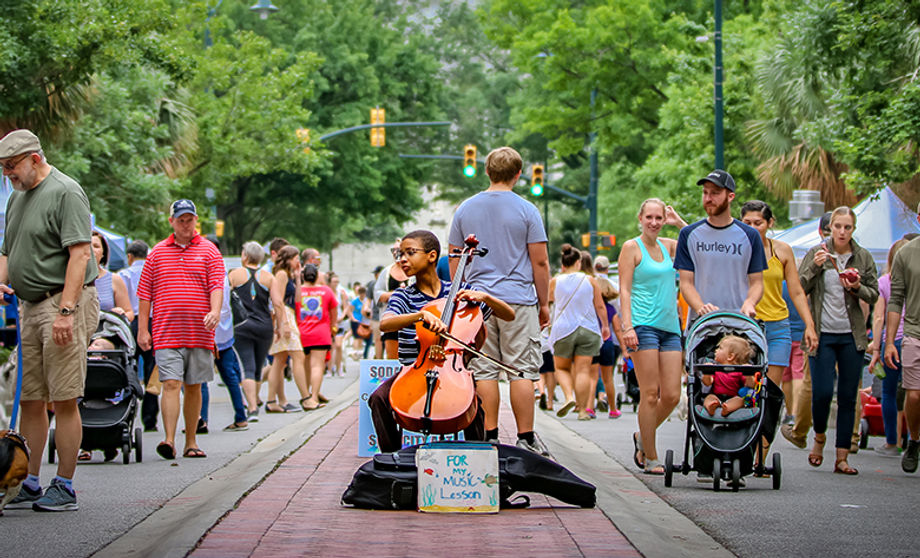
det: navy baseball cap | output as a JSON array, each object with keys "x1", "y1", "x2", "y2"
[
  {"x1": 696, "y1": 169, "x2": 736, "y2": 192},
  {"x1": 170, "y1": 199, "x2": 197, "y2": 218}
]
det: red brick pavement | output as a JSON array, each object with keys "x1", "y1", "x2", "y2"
[{"x1": 193, "y1": 402, "x2": 641, "y2": 558}]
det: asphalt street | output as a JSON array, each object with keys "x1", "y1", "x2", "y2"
[
  {"x1": 551, "y1": 382, "x2": 918, "y2": 558},
  {"x1": 4, "y1": 371, "x2": 356, "y2": 558}
]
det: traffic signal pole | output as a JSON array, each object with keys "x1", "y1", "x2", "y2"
[{"x1": 317, "y1": 121, "x2": 452, "y2": 142}]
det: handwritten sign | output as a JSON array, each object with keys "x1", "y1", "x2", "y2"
[
  {"x1": 358, "y1": 360, "x2": 462, "y2": 457},
  {"x1": 416, "y1": 443, "x2": 499, "y2": 513}
]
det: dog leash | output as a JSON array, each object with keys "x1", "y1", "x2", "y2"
[{"x1": 5, "y1": 293, "x2": 23, "y2": 431}]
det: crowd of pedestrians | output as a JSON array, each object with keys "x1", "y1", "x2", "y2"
[{"x1": 3, "y1": 127, "x2": 920, "y2": 517}]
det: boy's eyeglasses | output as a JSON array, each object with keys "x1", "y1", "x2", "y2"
[{"x1": 397, "y1": 248, "x2": 426, "y2": 259}]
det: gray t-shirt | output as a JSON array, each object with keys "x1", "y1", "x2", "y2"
[
  {"x1": 448, "y1": 190, "x2": 547, "y2": 305},
  {"x1": 821, "y1": 252, "x2": 852, "y2": 333},
  {"x1": 673, "y1": 218, "x2": 767, "y2": 321}
]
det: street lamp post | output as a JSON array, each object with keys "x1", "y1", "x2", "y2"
[
  {"x1": 714, "y1": 0, "x2": 724, "y2": 170},
  {"x1": 250, "y1": 0, "x2": 280, "y2": 19},
  {"x1": 588, "y1": 88, "x2": 599, "y2": 258}
]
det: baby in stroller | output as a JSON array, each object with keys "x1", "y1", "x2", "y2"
[{"x1": 702, "y1": 335, "x2": 756, "y2": 418}]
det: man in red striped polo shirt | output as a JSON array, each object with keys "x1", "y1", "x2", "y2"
[{"x1": 137, "y1": 199, "x2": 224, "y2": 460}]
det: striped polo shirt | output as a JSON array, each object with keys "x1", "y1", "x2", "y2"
[
  {"x1": 137, "y1": 233, "x2": 224, "y2": 350},
  {"x1": 383, "y1": 280, "x2": 492, "y2": 365}
]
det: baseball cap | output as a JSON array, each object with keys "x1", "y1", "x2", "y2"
[
  {"x1": 595, "y1": 256, "x2": 610, "y2": 270},
  {"x1": 696, "y1": 169, "x2": 736, "y2": 192},
  {"x1": 170, "y1": 199, "x2": 197, "y2": 218},
  {"x1": 818, "y1": 211, "x2": 832, "y2": 235},
  {"x1": 0, "y1": 129, "x2": 41, "y2": 159},
  {"x1": 372, "y1": 265, "x2": 384, "y2": 274}
]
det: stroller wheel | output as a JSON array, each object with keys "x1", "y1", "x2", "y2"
[
  {"x1": 712, "y1": 458, "x2": 721, "y2": 492},
  {"x1": 664, "y1": 450, "x2": 674, "y2": 488},
  {"x1": 48, "y1": 428, "x2": 56, "y2": 464},
  {"x1": 772, "y1": 453, "x2": 782, "y2": 490},
  {"x1": 859, "y1": 418, "x2": 869, "y2": 449},
  {"x1": 616, "y1": 393, "x2": 623, "y2": 410},
  {"x1": 731, "y1": 459, "x2": 741, "y2": 492},
  {"x1": 135, "y1": 427, "x2": 143, "y2": 463}
]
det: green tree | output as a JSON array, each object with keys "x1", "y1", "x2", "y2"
[{"x1": 0, "y1": 0, "x2": 186, "y2": 137}]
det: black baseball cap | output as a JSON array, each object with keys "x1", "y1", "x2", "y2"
[
  {"x1": 818, "y1": 211, "x2": 832, "y2": 235},
  {"x1": 696, "y1": 169, "x2": 736, "y2": 192}
]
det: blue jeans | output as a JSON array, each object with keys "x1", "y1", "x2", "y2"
[
  {"x1": 882, "y1": 339, "x2": 903, "y2": 445},
  {"x1": 809, "y1": 333, "x2": 864, "y2": 450},
  {"x1": 200, "y1": 347, "x2": 248, "y2": 425}
]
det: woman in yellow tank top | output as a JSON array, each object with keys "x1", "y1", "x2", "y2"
[{"x1": 741, "y1": 201, "x2": 818, "y2": 385}]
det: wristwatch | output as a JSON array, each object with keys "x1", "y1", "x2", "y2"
[{"x1": 59, "y1": 306, "x2": 76, "y2": 316}]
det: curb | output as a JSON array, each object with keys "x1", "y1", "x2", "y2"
[{"x1": 92, "y1": 380, "x2": 360, "y2": 558}]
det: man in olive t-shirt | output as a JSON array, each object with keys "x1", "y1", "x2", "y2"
[{"x1": 0, "y1": 129, "x2": 99, "y2": 512}]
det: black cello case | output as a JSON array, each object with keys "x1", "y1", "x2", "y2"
[{"x1": 341, "y1": 441, "x2": 596, "y2": 510}]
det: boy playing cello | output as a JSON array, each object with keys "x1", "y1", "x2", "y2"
[{"x1": 368, "y1": 230, "x2": 515, "y2": 453}]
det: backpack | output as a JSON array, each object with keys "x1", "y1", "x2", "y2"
[{"x1": 341, "y1": 441, "x2": 596, "y2": 510}]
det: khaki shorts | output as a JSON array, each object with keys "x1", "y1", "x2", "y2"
[
  {"x1": 553, "y1": 326, "x2": 603, "y2": 360},
  {"x1": 155, "y1": 347, "x2": 214, "y2": 384},
  {"x1": 20, "y1": 287, "x2": 100, "y2": 402},
  {"x1": 901, "y1": 336, "x2": 920, "y2": 391},
  {"x1": 470, "y1": 303, "x2": 541, "y2": 381}
]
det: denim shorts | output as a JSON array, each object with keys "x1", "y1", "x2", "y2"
[
  {"x1": 764, "y1": 318, "x2": 792, "y2": 367},
  {"x1": 630, "y1": 325, "x2": 682, "y2": 353}
]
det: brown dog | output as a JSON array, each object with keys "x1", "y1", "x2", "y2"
[{"x1": 0, "y1": 430, "x2": 30, "y2": 515}]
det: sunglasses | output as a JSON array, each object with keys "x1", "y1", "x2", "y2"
[{"x1": 2, "y1": 152, "x2": 32, "y2": 172}]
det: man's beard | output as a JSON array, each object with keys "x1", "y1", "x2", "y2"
[{"x1": 704, "y1": 198, "x2": 730, "y2": 217}]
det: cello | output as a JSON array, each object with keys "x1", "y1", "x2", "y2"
[{"x1": 388, "y1": 235, "x2": 487, "y2": 435}]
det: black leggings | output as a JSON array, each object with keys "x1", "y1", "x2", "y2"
[{"x1": 235, "y1": 333, "x2": 273, "y2": 382}]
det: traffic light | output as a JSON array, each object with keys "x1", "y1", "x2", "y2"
[
  {"x1": 370, "y1": 107, "x2": 386, "y2": 147},
  {"x1": 581, "y1": 233, "x2": 591, "y2": 248},
  {"x1": 295, "y1": 128, "x2": 310, "y2": 153},
  {"x1": 215, "y1": 220, "x2": 225, "y2": 237},
  {"x1": 530, "y1": 164, "x2": 544, "y2": 196},
  {"x1": 598, "y1": 232, "x2": 616, "y2": 250},
  {"x1": 463, "y1": 144, "x2": 477, "y2": 177}
]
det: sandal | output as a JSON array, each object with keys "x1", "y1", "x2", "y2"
[
  {"x1": 317, "y1": 393, "x2": 329, "y2": 404},
  {"x1": 644, "y1": 459, "x2": 665, "y2": 475},
  {"x1": 265, "y1": 400, "x2": 287, "y2": 413},
  {"x1": 300, "y1": 397, "x2": 325, "y2": 411},
  {"x1": 156, "y1": 441, "x2": 176, "y2": 460},
  {"x1": 183, "y1": 447, "x2": 207, "y2": 458},
  {"x1": 834, "y1": 459, "x2": 858, "y2": 475},
  {"x1": 78, "y1": 450, "x2": 92, "y2": 462},
  {"x1": 808, "y1": 434, "x2": 826, "y2": 467},
  {"x1": 556, "y1": 400, "x2": 576, "y2": 418},
  {"x1": 632, "y1": 432, "x2": 645, "y2": 469}
]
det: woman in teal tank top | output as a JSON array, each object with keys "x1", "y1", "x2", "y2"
[{"x1": 618, "y1": 199, "x2": 686, "y2": 474}]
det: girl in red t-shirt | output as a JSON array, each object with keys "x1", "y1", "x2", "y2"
[
  {"x1": 298, "y1": 264, "x2": 338, "y2": 410},
  {"x1": 702, "y1": 335, "x2": 756, "y2": 417}
]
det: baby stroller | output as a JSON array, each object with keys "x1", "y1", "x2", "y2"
[
  {"x1": 48, "y1": 311, "x2": 144, "y2": 465},
  {"x1": 615, "y1": 356, "x2": 640, "y2": 412},
  {"x1": 664, "y1": 312, "x2": 782, "y2": 491}
]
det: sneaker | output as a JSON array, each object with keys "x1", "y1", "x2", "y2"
[
  {"x1": 874, "y1": 444, "x2": 901, "y2": 458},
  {"x1": 596, "y1": 399, "x2": 609, "y2": 413},
  {"x1": 246, "y1": 409, "x2": 259, "y2": 423},
  {"x1": 32, "y1": 479, "x2": 77, "y2": 512},
  {"x1": 608, "y1": 408, "x2": 622, "y2": 419},
  {"x1": 516, "y1": 436, "x2": 550, "y2": 457},
  {"x1": 782, "y1": 414, "x2": 795, "y2": 426},
  {"x1": 902, "y1": 440, "x2": 920, "y2": 473},
  {"x1": 5, "y1": 483, "x2": 42, "y2": 509}
]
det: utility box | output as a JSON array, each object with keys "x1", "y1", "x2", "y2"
[{"x1": 789, "y1": 189, "x2": 824, "y2": 222}]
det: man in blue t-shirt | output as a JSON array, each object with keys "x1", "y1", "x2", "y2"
[
  {"x1": 448, "y1": 146, "x2": 551, "y2": 456},
  {"x1": 673, "y1": 169, "x2": 767, "y2": 322}
]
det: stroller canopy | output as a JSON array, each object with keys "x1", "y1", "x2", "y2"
[
  {"x1": 92, "y1": 311, "x2": 136, "y2": 357},
  {"x1": 685, "y1": 312, "x2": 768, "y2": 370}
]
